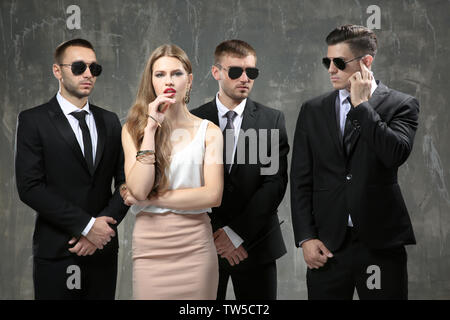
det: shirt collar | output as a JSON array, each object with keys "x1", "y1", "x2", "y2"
[
  {"x1": 216, "y1": 92, "x2": 246, "y2": 118},
  {"x1": 339, "y1": 73, "x2": 378, "y2": 103},
  {"x1": 57, "y1": 91, "x2": 91, "y2": 116}
]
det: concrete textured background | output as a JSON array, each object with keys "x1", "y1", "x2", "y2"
[{"x1": 1, "y1": 0, "x2": 449, "y2": 299}]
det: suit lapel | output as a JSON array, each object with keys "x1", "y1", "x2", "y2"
[
  {"x1": 200, "y1": 100, "x2": 220, "y2": 126},
  {"x1": 47, "y1": 96, "x2": 92, "y2": 174},
  {"x1": 229, "y1": 99, "x2": 258, "y2": 176},
  {"x1": 90, "y1": 105, "x2": 106, "y2": 173},
  {"x1": 323, "y1": 91, "x2": 344, "y2": 158},
  {"x1": 367, "y1": 81, "x2": 389, "y2": 112},
  {"x1": 239, "y1": 98, "x2": 258, "y2": 132}
]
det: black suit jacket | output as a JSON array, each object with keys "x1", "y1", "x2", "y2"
[
  {"x1": 15, "y1": 96, "x2": 129, "y2": 259},
  {"x1": 191, "y1": 98, "x2": 289, "y2": 270},
  {"x1": 290, "y1": 81, "x2": 419, "y2": 252}
]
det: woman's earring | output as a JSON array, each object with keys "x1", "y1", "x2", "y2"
[{"x1": 184, "y1": 87, "x2": 191, "y2": 104}]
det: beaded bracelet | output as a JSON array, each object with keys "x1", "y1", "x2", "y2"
[
  {"x1": 136, "y1": 150, "x2": 155, "y2": 157},
  {"x1": 136, "y1": 150, "x2": 156, "y2": 165}
]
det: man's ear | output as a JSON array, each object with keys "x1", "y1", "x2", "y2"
[
  {"x1": 53, "y1": 63, "x2": 62, "y2": 81},
  {"x1": 362, "y1": 55, "x2": 374, "y2": 70},
  {"x1": 211, "y1": 65, "x2": 221, "y2": 81}
]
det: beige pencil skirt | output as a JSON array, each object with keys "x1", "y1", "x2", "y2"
[{"x1": 132, "y1": 211, "x2": 219, "y2": 300}]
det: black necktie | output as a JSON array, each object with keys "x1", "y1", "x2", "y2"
[
  {"x1": 223, "y1": 111, "x2": 237, "y2": 173},
  {"x1": 343, "y1": 97, "x2": 355, "y2": 157},
  {"x1": 70, "y1": 111, "x2": 94, "y2": 174}
]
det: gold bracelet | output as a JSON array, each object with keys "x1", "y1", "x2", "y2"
[{"x1": 147, "y1": 114, "x2": 161, "y2": 128}]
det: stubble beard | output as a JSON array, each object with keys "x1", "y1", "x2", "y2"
[{"x1": 63, "y1": 81, "x2": 92, "y2": 99}]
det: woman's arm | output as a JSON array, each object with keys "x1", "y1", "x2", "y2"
[
  {"x1": 145, "y1": 122, "x2": 224, "y2": 210},
  {"x1": 122, "y1": 95, "x2": 174, "y2": 200},
  {"x1": 122, "y1": 123, "x2": 157, "y2": 200}
]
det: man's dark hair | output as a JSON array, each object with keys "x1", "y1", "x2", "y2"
[
  {"x1": 214, "y1": 39, "x2": 257, "y2": 64},
  {"x1": 54, "y1": 38, "x2": 95, "y2": 64},
  {"x1": 326, "y1": 25, "x2": 378, "y2": 57}
]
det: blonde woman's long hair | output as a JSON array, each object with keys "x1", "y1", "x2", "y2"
[{"x1": 126, "y1": 44, "x2": 193, "y2": 197}]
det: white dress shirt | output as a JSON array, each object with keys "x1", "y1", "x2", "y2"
[
  {"x1": 216, "y1": 93, "x2": 246, "y2": 249},
  {"x1": 57, "y1": 92, "x2": 97, "y2": 236}
]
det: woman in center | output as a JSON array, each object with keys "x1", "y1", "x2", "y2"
[{"x1": 122, "y1": 44, "x2": 223, "y2": 299}]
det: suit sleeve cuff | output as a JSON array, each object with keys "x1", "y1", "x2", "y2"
[
  {"x1": 81, "y1": 217, "x2": 96, "y2": 236},
  {"x1": 223, "y1": 226, "x2": 244, "y2": 248}
]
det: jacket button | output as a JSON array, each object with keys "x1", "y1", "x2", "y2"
[{"x1": 346, "y1": 174, "x2": 352, "y2": 181}]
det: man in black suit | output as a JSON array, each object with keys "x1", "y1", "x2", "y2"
[
  {"x1": 15, "y1": 39, "x2": 129, "y2": 299},
  {"x1": 290, "y1": 25, "x2": 419, "y2": 299},
  {"x1": 191, "y1": 39, "x2": 289, "y2": 300}
]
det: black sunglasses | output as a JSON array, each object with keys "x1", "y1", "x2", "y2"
[
  {"x1": 322, "y1": 55, "x2": 365, "y2": 71},
  {"x1": 59, "y1": 61, "x2": 102, "y2": 77},
  {"x1": 215, "y1": 64, "x2": 259, "y2": 80}
]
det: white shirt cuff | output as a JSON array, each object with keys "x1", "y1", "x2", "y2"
[
  {"x1": 223, "y1": 226, "x2": 244, "y2": 248},
  {"x1": 299, "y1": 238, "x2": 312, "y2": 248},
  {"x1": 81, "y1": 217, "x2": 96, "y2": 236}
]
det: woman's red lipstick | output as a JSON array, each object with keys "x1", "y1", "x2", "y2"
[{"x1": 164, "y1": 88, "x2": 176, "y2": 94}]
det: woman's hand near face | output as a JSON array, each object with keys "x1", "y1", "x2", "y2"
[{"x1": 146, "y1": 93, "x2": 175, "y2": 130}]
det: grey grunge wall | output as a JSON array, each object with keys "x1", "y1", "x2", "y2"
[{"x1": 1, "y1": 0, "x2": 449, "y2": 299}]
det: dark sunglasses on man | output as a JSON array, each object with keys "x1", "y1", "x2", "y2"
[
  {"x1": 215, "y1": 64, "x2": 259, "y2": 80},
  {"x1": 59, "y1": 61, "x2": 103, "y2": 77},
  {"x1": 322, "y1": 55, "x2": 366, "y2": 71}
]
